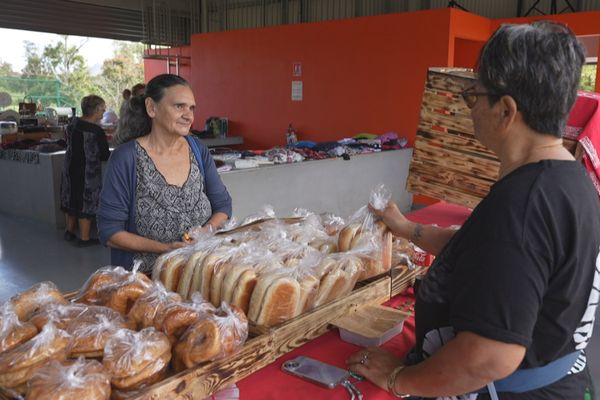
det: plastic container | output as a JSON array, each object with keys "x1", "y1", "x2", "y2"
[{"x1": 333, "y1": 305, "x2": 409, "y2": 347}]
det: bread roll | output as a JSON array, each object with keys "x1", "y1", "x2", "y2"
[
  {"x1": 177, "y1": 250, "x2": 208, "y2": 299},
  {"x1": 26, "y1": 358, "x2": 111, "y2": 400},
  {"x1": 337, "y1": 224, "x2": 362, "y2": 252},
  {"x1": 68, "y1": 311, "x2": 131, "y2": 358},
  {"x1": 222, "y1": 266, "x2": 258, "y2": 315},
  {"x1": 174, "y1": 319, "x2": 221, "y2": 370},
  {"x1": 158, "y1": 253, "x2": 189, "y2": 292},
  {"x1": 294, "y1": 274, "x2": 320, "y2": 317},
  {"x1": 0, "y1": 324, "x2": 72, "y2": 389},
  {"x1": 128, "y1": 285, "x2": 182, "y2": 330},
  {"x1": 248, "y1": 274, "x2": 300, "y2": 327},
  {"x1": 313, "y1": 256, "x2": 362, "y2": 308},
  {"x1": 9, "y1": 282, "x2": 66, "y2": 321},
  {"x1": 102, "y1": 328, "x2": 171, "y2": 391}
]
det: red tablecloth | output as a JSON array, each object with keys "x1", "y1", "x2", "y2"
[{"x1": 236, "y1": 202, "x2": 471, "y2": 399}]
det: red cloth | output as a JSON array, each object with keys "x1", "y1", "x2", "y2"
[
  {"x1": 236, "y1": 203, "x2": 471, "y2": 399},
  {"x1": 569, "y1": 91, "x2": 600, "y2": 197}
]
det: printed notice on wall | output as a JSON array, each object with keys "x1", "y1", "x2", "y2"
[{"x1": 292, "y1": 81, "x2": 303, "y2": 101}]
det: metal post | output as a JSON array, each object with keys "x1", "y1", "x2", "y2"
[
  {"x1": 517, "y1": 0, "x2": 524, "y2": 16},
  {"x1": 201, "y1": 0, "x2": 209, "y2": 33}
]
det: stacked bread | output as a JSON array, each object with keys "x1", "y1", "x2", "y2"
[{"x1": 152, "y1": 212, "x2": 393, "y2": 328}]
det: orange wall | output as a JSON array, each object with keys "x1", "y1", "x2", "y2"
[{"x1": 189, "y1": 8, "x2": 454, "y2": 149}]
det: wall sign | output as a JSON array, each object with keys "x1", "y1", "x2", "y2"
[
  {"x1": 293, "y1": 62, "x2": 302, "y2": 77},
  {"x1": 292, "y1": 81, "x2": 303, "y2": 101}
]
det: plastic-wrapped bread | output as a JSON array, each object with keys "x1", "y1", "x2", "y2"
[
  {"x1": 153, "y1": 293, "x2": 215, "y2": 343},
  {"x1": 67, "y1": 311, "x2": 132, "y2": 358},
  {"x1": 0, "y1": 303, "x2": 38, "y2": 353},
  {"x1": 74, "y1": 266, "x2": 154, "y2": 315},
  {"x1": 8, "y1": 282, "x2": 67, "y2": 321},
  {"x1": 26, "y1": 357, "x2": 111, "y2": 400},
  {"x1": 289, "y1": 253, "x2": 322, "y2": 317},
  {"x1": 337, "y1": 223, "x2": 362, "y2": 252},
  {"x1": 102, "y1": 328, "x2": 171, "y2": 391},
  {"x1": 354, "y1": 230, "x2": 393, "y2": 281},
  {"x1": 128, "y1": 283, "x2": 182, "y2": 330},
  {"x1": 177, "y1": 234, "x2": 223, "y2": 299},
  {"x1": 173, "y1": 303, "x2": 248, "y2": 371},
  {"x1": 73, "y1": 267, "x2": 130, "y2": 305},
  {"x1": 313, "y1": 254, "x2": 362, "y2": 308},
  {"x1": 220, "y1": 264, "x2": 257, "y2": 315},
  {"x1": 0, "y1": 323, "x2": 72, "y2": 390},
  {"x1": 28, "y1": 303, "x2": 90, "y2": 330},
  {"x1": 197, "y1": 246, "x2": 236, "y2": 306},
  {"x1": 247, "y1": 272, "x2": 301, "y2": 327},
  {"x1": 153, "y1": 248, "x2": 192, "y2": 292}
]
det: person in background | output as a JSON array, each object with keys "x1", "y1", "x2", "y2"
[
  {"x1": 122, "y1": 89, "x2": 131, "y2": 102},
  {"x1": 60, "y1": 95, "x2": 110, "y2": 246},
  {"x1": 347, "y1": 22, "x2": 599, "y2": 399},
  {"x1": 131, "y1": 83, "x2": 146, "y2": 97},
  {"x1": 98, "y1": 74, "x2": 232, "y2": 273}
]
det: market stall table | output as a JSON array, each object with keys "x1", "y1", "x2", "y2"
[{"x1": 237, "y1": 202, "x2": 472, "y2": 399}]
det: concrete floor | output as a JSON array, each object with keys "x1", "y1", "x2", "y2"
[{"x1": 0, "y1": 211, "x2": 598, "y2": 387}]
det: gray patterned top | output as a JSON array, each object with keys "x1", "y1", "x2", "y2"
[{"x1": 134, "y1": 142, "x2": 212, "y2": 272}]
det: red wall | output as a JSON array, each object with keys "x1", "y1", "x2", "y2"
[
  {"x1": 144, "y1": 47, "x2": 192, "y2": 84},
  {"x1": 189, "y1": 9, "x2": 453, "y2": 149}
]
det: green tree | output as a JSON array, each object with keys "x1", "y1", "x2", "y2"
[
  {"x1": 41, "y1": 35, "x2": 92, "y2": 106},
  {"x1": 92, "y1": 41, "x2": 145, "y2": 111},
  {"x1": 0, "y1": 60, "x2": 17, "y2": 77},
  {"x1": 580, "y1": 64, "x2": 597, "y2": 92},
  {"x1": 21, "y1": 41, "x2": 50, "y2": 77}
]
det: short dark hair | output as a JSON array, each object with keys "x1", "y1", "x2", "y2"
[
  {"x1": 81, "y1": 95, "x2": 105, "y2": 117},
  {"x1": 114, "y1": 74, "x2": 190, "y2": 145},
  {"x1": 131, "y1": 83, "x2": 146, "y2": 96},
  {"x1": 478, "y1": 21, "x2": 585, "y2": 137}
]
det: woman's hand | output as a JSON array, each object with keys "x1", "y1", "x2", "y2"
[
  {"x1": 346, "y1": 347, "x2": 404, "y2": 391},
  {"x1": 167, "y1": 241, "x2": 187, "y2": 251},
  {"x1": 369, "y1": 201, "x2": 413, "y2": 239}
]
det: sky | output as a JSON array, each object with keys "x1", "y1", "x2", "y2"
[{"x1": 0, "y1": 28, "x2": 120, "y2": 75}]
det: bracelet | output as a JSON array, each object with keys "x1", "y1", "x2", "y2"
[{"x1": 387, "y1": 365, "x2": 411, "y2": 398}]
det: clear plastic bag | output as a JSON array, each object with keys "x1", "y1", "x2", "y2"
[
  {"x1": 173, "y1": 302, "x2": 248, "y2": 370},
  {"x1": 9, "y1": 281, "x2": 67, "y2": 321},
  {"x1": 153, "y1": 292, "x2": 216, "y2": 343},
  {"x1": 239, "y1": 204, "x2": 276, "y2": 226},
  {"x1": 102, "y1": 327, "x2": 171, "y2": 391},
  {"x1": 73, "y1": 265, "x2": 154, "y2": 315},
  {"x1": 68, "y1": 311, "x2": 131, "y2": 358},
  {"x1": 128, "y1": 282, "x2": 183, "y2": 330},
  {"x1": 0, "y1": 323, "x2": 72, "y2": 389},
  {"x1": 0, "y1": 303, "x2": 37, "y2": 353},
  {"x1": 320, "y1": 213, "x2": 346, "y2": 236},
  {"x1": 177, "y1": 237, "x2": 226, "y2": 300},
  {"x1": 313, "y1": 253, "x2": 363, "y2": 308},
  {"x1": 152, "y1": 245, "x2": 197, "y2": 293},
  {"x1": 368, "y1": 183, "x2": 392, "y2": 211},
  {"x1": 26, "y1": 357, "x2": 110, "y2": 400}
]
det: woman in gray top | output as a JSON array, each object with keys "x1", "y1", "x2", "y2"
[{"x1": 97, "y1": 74, "x2": 232, "y2": 272}]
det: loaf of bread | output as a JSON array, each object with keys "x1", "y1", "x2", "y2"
[
  {"x1": 177, "y1": 250, "x2": 209, "y2": 299},
  {"x1": 313, "y1": 256, "x2": 362, "y2": 308},
  {"x1": 8, "y1": 282, "x2": 67, "y2": 321},
  {"x1": 102, "y1": 328, "x2": 171, "y2": 391},
  {"x1": 337, "y1": 223, "x2": 362, "y2": 252},
  {"x1": 248, "y1": 273, "x2": 300, "y2": 327},
  {"x1": 155, "y1": 252, "x2": 189, "y2": 293},
  {"x1": 26, "y1": 358, "x2": 111, "y2": 400},
  {"x1": 220, "y1": 264, "x2": 257, "y2": 315}
]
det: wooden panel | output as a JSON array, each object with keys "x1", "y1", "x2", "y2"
[
  {"x1": 407, "y1": 177, "x2": 481, "y2": 209},
  {"x1": 409, "y1": 161, "x2": 493, "y2": 198},
  {"x1": 420, "y1": 107, "x2": 475, "y2": 135},
  {"x1": 416, "y1": 129, "x2": 496, "y2": 159},
  {"x1": 427, "y1": 68, "x2": 476, "y2": 93},
  {"x1": 421, "y1": 88, "x2": 471, "y2": 117},
  {"x1": 413, "y1": 139, "x2": 500, "y2": 181}
]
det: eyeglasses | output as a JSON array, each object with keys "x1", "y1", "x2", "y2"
[{"x1": 460, "y1": 90, "x2": 501, "y2": 109}]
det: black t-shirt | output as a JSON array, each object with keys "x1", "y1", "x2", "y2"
[{"x1": 415, "y1": 160, "x2": 600, "y2": 399}]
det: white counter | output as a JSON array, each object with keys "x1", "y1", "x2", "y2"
[{"x1": 0, "y1": 149, "x2": 413, "y2": 229}]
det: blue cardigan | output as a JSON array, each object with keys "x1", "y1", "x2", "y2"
[{"x1": 97, "y1": 136, "x2": 232, "y2": 268}]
